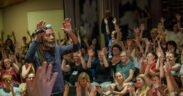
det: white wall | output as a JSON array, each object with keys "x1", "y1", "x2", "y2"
[
  {"x1": 2, "y1": 0, "x2": 63, "y2": 48},
  {"x1": 27, "y1": 10, "x2": 64, "y2": 39}
]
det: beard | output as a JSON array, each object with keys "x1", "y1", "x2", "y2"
[{"x1": 43, "y1": 41, "x2": 56, "y2": 48}]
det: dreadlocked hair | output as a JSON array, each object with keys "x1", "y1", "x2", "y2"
[
  {"x1": 37, "y1": 43, "x2": 56, "y2": 66},
  {"x1": 37, "y1": 44, "x2": 46, "y2": 65}
]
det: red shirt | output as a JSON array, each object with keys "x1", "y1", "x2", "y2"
[
  {"x1": 141, "y1": 62, "x2": 159, "y2": 73},
  {"x1": 0, "y1": 68, "x2": 19, "y2": 84}
]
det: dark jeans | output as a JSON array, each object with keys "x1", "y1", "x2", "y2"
[{"x1": 104, "y1": 33, "x2": 111, "y2": 47}]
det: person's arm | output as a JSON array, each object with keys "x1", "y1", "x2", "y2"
[
  {"x1": 144, "y1": 63, "x2": 153, "y2": 87},
  {"x1": 164, "y1": 62, "x2": 178, "y2": 94},
  {"x1": 78, "y1": 51, "x2": 87, "y2": 70},
  {"x1": 160, "y1": 57, "x2": 164, "y2": 78},
  {"x1": 10, "y1": 85, "x2": 16, "y2": 96},
  {"x1": 101, "y1": 48, "x2": 109, "y2": 68},
  {"x1": 75, "y1": 82, "x2": 82, "y2": 96},
  {"x1": 25, "y1": 41, "x2": 40, "y2": 62},
  {"x1": 96, "y1": 86, "x2": 111, "y2": 95},
  {"x1": 77, "y1": 30, "x2": 81, "y2": 43},
  {"x1": 135, "y1": 38, "x2": 144, "y2": 54},
  {"x1": 1, "y1": 30, "x2": 4, "y2": 45},
  {"x1": 83, "y1": 36, "x2": 90, "y2": 49},
  {"x1": 139, "y1": 62, "x2": 145, "y2": 74},
  {"x1": 156, "y1": 58, "x2": 160, "y2": 70},
  {"x1": 25, "y1": 21, "x2": 45, "y2": 62},
  {"x1": 116, "y1": 26, "x2": 122, "y2": 41},
  {"x1": 31, "y1": 64, "x2": 35, "y2": 73},
  {"x1": 87, "y1": 49, "x2": 94, "y2": 69},
  {"x1": 171, "y1": 64, "x2": 181, "y2": 71},
  {"x1": 104, "y1": 18, "x2": 110, "y2": 35},
  {"x1": 85, "y1": 83, "x2": 90, "y2": 96},
  {"x1": 21, "y1": 65, "x2": 32, "y2": 79},
  {"x1": 61, "y1": 58, "x2": 71, "y2": 72},
  {"x1": 139, "y1": 24, "x2": 145, "y2": 39},
  {"x1": 63, "y1": 83, "x2": 69, "y2": 96},
  {"x1": 59, "y1": 18, "x2": 80, "y2": 55},
  {"x1": 124, "y1": 69, "x2": 134, "y2": 83},
  {"x1": 12, "y1": 31, "x2": 16, "y2": 46},
  {"x1": 12, "y1": 63, "x2": 20, "y2": 74},
  {"x1": 27, "y1": 30, "x2": 32, "y2": 44},
  {"x1": 156, "y1": 41, "x2": 164, "y2": 70},
  {"x1": 112, "y1": 86, "x2": 129, "y2": 95},
  {"x1": 128, "y1": 85, "x2": 137, "y2": 96},
  {"x1": 144, "y1": 38, "x2": 150, "y2": 55},
  {"x1": 61, "y1": 18, "x2": 79, "y2": 45}
]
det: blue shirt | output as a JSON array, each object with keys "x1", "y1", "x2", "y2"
[
  {"x1": 116, "y1": 61, "x2": 135, "y2": 81},
  {"x1": 0, "y1": 87, "x2": 21, "y2": 96},
  {"x1": 25, "y1": 41, "x2": 80, "y2": 94}
]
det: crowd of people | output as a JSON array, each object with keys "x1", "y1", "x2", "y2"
[{"x1": 1, "y1": 9, "x2": 183, "y2": 96}]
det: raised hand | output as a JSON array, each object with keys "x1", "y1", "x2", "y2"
[
  {"x1": 101, "y1": 49, "x2": 105, "y2": 56},
  {"x1": 27, "y1": 30, "x2": 31, "y2": 36},
  {"x1": 88, "y1": 49, "x2": 94, "y2": 57},
  {"x1": 61, "y1": 18, "x2": 72, "y2": 34},
  {"x1": 83, "y1": 36, "x2": 88, "y2": 44},
  {"x1": 36, "y1": 20, "x2": 46, "y2": 30},
  {"x1": 35, "y1": 21, "x2": 46, "y2": 42},
  {"x1": 12, "y1": 31, "x2": 15, "y2": 36},
  {"x1": 134, "y1": 27, "x2": 140, "y2": 36},
  {"x1": 104, "y1": 18, "x2": 108, "y2": 24},
  {"x1": 163, "y1": 61, "x2": 171, "y2": 76},
  {"x1": 143, "y1": 38, "x2": 150, "y2": 46},
  {"x1": 26, "y1": 62, "x2": 58, "y2": 96},
  {"x1": 78, "y1": 50, "x2": 82, "y2": 57},
  {"x1": 176, "y1": 13, "x2": 181, "y2": 21},
  {"x1": 160, "y1": 17, "x2": 165, "y2": 24},
  {"x1": 140, "y1": 24, "x2": 145, "y2": 31},
  {"x1": 102, "y1": 47, "x2": 108, "y2": 56},
  {"x1": 115, "y1": 25, "x2": 120, "y2": 32},
  {"x1": 112, "y1": 17, "x2": 117, "y2": 25}
]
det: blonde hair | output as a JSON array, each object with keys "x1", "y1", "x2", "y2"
[
  {"x1": 2, "y1": 74, "x2": 12, "y2": 81},
  {"x1": 78, "y1": 72, "x2": 90, "y2": 83},
  {"x1": 136, "y1": 74, "x2": 150, "y2": 96},
  {"x1": 114, "y1": 72, "x2": 125, "y2": 84}
]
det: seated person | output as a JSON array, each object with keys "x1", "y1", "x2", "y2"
[
  {"x1": 116, "y1": 51, "x2": 136, "y2": 83},
  {"x1": 0, "y1": 58, "x2": 20, "y2": 87},
  {"x1": 0, "y1": 74, "x2": 21, "y2": 96},
  {"x1": 21, "y1": 62, "x2": 35, "y2": 82},
  {"x1": 96, "y1": 72, "x2": 130, "y2": 96},
  {"x1": 19, "y1": 73, "x2": 35, "y2": 96},
  {"x1": 75, "y1": 72, "x2": 94, "y2": 96}
]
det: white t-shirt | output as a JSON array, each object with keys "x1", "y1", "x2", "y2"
[{"x1": 133, "y1": 57, "x2": 142, "y2": 69}]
